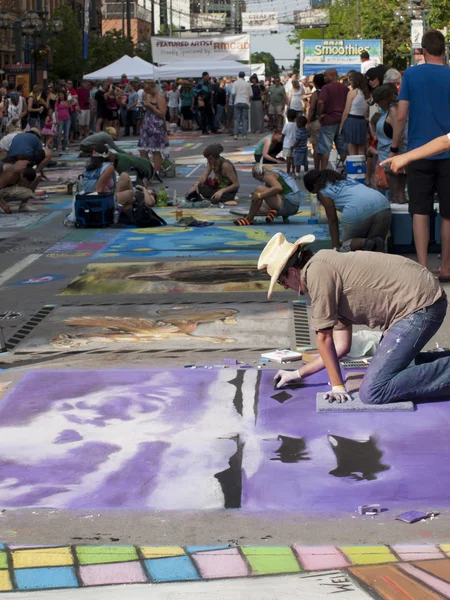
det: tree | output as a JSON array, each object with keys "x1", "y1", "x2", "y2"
[
  {"x1": 251, "y1": 52, "x2": 280, "y2": 78},
  {"x1": 49, "y1": 6, "x2": 135, "y2": 81},
  {"x1": 86, "y1": 30, "x2": 135, "y2": 74},
  {"x1": 135, "y1": 40, "x2": 153, "y2": 65},
  {"x1": 48, "y1": 5, "x2": 84, "y2": 81}
]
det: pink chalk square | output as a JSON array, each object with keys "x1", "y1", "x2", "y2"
[
  {"x1": 392, "y1": 544, "x2": 445, "y2": 561},
  {"x1": 293, "y1": 545, "x2": 350, "y2": 571},
  {"x1": 77, "y1": 243, "x2": 106, "y2": 250},
  {"x1": 193, "y1": 548, "x2": 249, "y2": 579},
  {"x1": 80, "y1": 561, "x2": 147, "y2": 586}
]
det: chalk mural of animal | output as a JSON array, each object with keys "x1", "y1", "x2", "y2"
[{"x1": 50, "y1": 309, "x2": 239, "y2": 348}]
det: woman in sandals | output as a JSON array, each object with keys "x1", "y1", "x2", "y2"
[{"x1": 234, "y1": 164, "x2": 301, "y2": 226}]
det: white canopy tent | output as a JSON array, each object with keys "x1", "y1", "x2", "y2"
[
  {"x1": 156, "y1": 60, "x2": 253, "y2": 79},
  {"x1": 84, "y1": 55, "x2": 158, "y2": 81}
]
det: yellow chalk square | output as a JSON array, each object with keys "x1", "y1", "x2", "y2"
[
  {"x1": 440, "y1": 544, "x2": 450, "y2": 556},
  {"x1": 339, "y1": 545, "x2": 398, "y2": 565},
  {"x1": 0, "y1": 570, "x2": 12, "y2": 591},
  {"x1": 12, "y1": 547, "x2": 73, "y2": 569},
  {"x1": 140, "y1": 547, "x2": 185, "y2": 559}
]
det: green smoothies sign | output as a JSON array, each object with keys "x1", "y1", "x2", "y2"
[{"x1": 300, "y1": 39, "x2": 383, "y2": 76}]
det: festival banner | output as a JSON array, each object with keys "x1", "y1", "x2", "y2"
[
  {"x1": 151, "y1": 34, "x2": 250, "y2": 63},
  {"x1": 294, "y1": 9, "x2": 330, "y2": 29},
  {"x1": 190, "y1": 13, "x2": 227, "y2": 31},
  {"x1": 301, "y1": 39, "x2": 383, "y2": 75},
  {"x1": 242, "y1": 12, "x2": 278, "y2": 32}
]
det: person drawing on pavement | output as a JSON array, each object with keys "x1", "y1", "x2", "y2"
[
  {"x1": 234, "y1": 164, "x2": 300, "y2": 226},
  {"x1": 188, "y1": 144, "x2": 239, "y2": 204},
  {"x1": 258, "y1": 233, "x2": 449, "y2": 404}
]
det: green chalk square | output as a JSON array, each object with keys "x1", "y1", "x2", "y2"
[
  {"x1": 75, "y1": 546, "x2": 138, "y2": 565},
  {"x1": 241, "y1": 547, "x2": 301, "y2": 575},
  {"x1": 0, "y1": 552, "x2": 7, "y2": 570}
]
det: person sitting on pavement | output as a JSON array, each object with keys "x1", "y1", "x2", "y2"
[
  {"x1": 0, "y1": 160, "x2": 40, "y2": 213},
  {"x1": 79, "y1": 127, "x2": 127, "y2": 156},
  {"x1": 235, "y1": 164, "x2": 301, "y2": 226},
  {"x1": 258, "y1": 233, "x2": 449, "y2": 405},
  {"x1": 254, "y1": 131, "x2": 284, "y2": 164},
  {"x1": 304, "y1": 169, "x2": 391, "y2": 252},
  {"x1": 188, "y1": 144, "x2": 239, "y2": 204},
  {"x1": 82, "y1": 144, "x2": 155, "y2": 216},
  {"x1": 6, "y1": 128, "x2": 52, "y2": 177}
]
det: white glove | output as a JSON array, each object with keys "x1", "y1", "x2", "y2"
[
  {"x1": 324, "y1": 385, "x2": 352, "y2": 404},
  {"x1": 274, "y1": 370, "x2": 302, "y2": 389}
]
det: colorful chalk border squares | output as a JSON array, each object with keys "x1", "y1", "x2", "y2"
[
  {"x1": 0, "y1": 543, "x2": 447, "y2": 592},
  {"x1": 15, "y1": 566, "x2": 78, "y2": 590}
]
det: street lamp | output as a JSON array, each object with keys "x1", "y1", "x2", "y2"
[{"x1": 0, "y1": 9, "x2": 63, "y2": 86}]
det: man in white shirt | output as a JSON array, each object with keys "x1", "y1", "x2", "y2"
[
  {"x1": 360, "y1": 51, "x2": 377, "y2": 74},
  {"x1": 232, "y1": 71, "x2": 252, "y2": 140}
]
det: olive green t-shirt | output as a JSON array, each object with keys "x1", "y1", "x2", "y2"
[
  {"x1": 303, "y1": 250, "x2": 443, "y2": 332},
  {"x1": 268, "y1": 85, "x2": 286, "y2": 105},
  {"x1": 115, "y1": 154, "x2": 153, "y2": 179}
]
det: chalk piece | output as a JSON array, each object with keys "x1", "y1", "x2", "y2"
[
  {"x1": 316, "y1": 392, "x2": 414, "y2": 412},
  {"x1": 239, "y1": 365, "x2": 253, "y2": 369},
  {"x1": 184, "y1": 365, "x2": 195, "y2": 368},
  {"x1": 223, "y1": 359, "x2": 238, "y2": 365},
  {"x1": 259, "y1": 358, "x2": 270, "y2": 364},
  {"x1": 358, "y1": 504, "x2": 381, "y2": 515},
  {"x1": 213, "y1": 365, "x2": 226, "y2": 368},
  {"x1": 395, "y1": 510, "x2": 437, "y2": 524}
]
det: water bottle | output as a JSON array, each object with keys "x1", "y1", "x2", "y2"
[
  {"x1": 157, "y1": 188, "x2": 168, "y2": 207},
  {"x1": 308, "y1": 193, "x2": 319, "y2": 224},
  {"x1": 176, "y1": 205, "x2": 183, "y2": 221},
  {"x1": 78, "y1": 175, "x2": 84, "y2": 194},
  {"x1": 163, "y1": 186, "x2": 169, "y2": 207},
  {"x1": 156, "y1": 189, "x2": 163, "y2": 207}
]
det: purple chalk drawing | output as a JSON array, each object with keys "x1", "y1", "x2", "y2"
[
  {"x1": 0, "y1": 369, "x2": 449, "y2": 512},
  {"x1": 241, "y1": 371, "x2": 450, "y2": 511}
]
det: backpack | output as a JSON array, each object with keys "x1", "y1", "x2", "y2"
[{"x1": 119, "y1": 198, "x2": 167, "y2": 228}]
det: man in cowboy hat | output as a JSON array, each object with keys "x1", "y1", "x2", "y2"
[{"x1": 258, "y1": 233, "x2": 450, "y2": 404}]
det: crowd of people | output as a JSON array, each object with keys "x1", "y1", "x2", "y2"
[{"x1": 0, "y1": 28, "x2": 448, "y2": 279}]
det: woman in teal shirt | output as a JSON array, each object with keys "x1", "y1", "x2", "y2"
[{"x1": 304, "y1": 169, "x2": 391, "y2": 251}]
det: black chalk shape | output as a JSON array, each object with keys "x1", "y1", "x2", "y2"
[
  {"x1": 214, "y1": 435, "x2": 244, "y2": 509},
  {"x1": 327, "y1": 434, "x2": 390, "y2": 481},
  {"x1": 270, "y1": 435, "x2": 310, "y2": 463},
  {"x1": 229, "y1": 370, "x2": 245, "y2": 416},
  {"x1": 271, "y1": 391, "x2": 293, "y2": 404}
]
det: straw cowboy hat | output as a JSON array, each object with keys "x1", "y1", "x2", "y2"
[{"x1": 258, "y1": 233, "x2": 315, "y2": 300}]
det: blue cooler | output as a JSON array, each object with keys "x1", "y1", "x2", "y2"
[
  {"x1": 74, "y1": 192, "x2": 115, "y2": 228},
  {"x1": 390, "y1": 203, "x2": 441, "y2": 253},
  {"x1": 345, "y1": 155, "x2": 366, "y2": 184}
]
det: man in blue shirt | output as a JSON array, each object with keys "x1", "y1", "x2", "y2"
[
  {"x1": 393, "y1": 29, "x2": 450, "y2": 280},
  {"x1": 7, "y1": 128, "x2": 52, "y2": 176}
]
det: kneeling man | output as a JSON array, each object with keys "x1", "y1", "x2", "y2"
[{"x1": 258, "y1": 234, "x2": 449, "y2": 404}]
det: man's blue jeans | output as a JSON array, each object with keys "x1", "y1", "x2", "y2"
[
  {"x1": 234, "y1": 103, "x2": 249, "y2": 137},
  {"x1": 359, "y1": 293, "x2": 449, "y2": 404}
]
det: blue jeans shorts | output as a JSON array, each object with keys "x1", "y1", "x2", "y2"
[
  {"x1": 294, "y1": 151, "x2": 308, "y2": 168},
  {"x1": 318, "y1": 124, "x2": 347, "y2": 156},
  {"x1": 280, "y1": 195, "x2": 300, "y2": 217}
]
